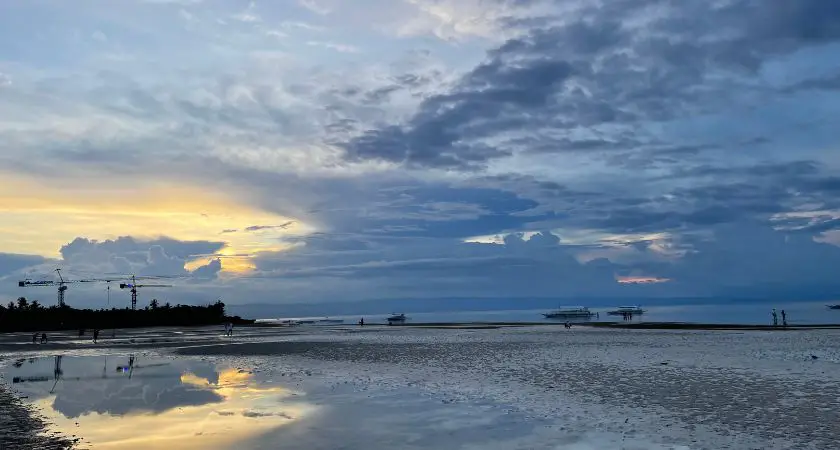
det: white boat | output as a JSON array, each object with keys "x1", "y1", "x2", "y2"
[
  {"x1": 606, "y1": 306, "x2": 644, "y2": 316},
  {"x1": 317, "y1": 318, "x2": 344, "y2": 324},
  {"x1": 387, "y1": 313, "x2": 407, "y2": 323},
  {"x1": 542, "y1": 307, "x2": 596, "y2": 319}
]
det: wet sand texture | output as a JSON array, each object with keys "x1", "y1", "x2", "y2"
[{"x1": 0, "y1": 384, "x2": 76, "y2": 450}]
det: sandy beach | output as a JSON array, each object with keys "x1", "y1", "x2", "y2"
[{"x1": 1, "y1": 324, "x2": 839, "y2": 449}]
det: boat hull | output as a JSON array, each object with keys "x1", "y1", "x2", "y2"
[{"x1": 542, "y1": 313, "x2": 595, "y2": 319}]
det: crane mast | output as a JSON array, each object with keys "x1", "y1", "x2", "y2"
[{"x1": 119, "y1": 275, "x2": 173, "y2": 310}]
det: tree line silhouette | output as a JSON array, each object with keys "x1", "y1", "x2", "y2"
[{"x1": 0, "y1": 297, "x2": 252, "y2": 332}]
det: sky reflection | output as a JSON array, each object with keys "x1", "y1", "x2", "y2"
[{"x1": 2, "y1": 355, "x2": 315, "y2": 450}]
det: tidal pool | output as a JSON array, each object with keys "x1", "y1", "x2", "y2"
[{"x1": 0, "y1": 355, "x2": 315, "y2": 449}]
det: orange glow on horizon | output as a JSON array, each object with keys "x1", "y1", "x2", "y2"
[{"x1": 0, "y1": 172, "x2": 311, "y2": 273}]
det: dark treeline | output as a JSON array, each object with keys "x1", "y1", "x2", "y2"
[{"x1": 0, "y1": 297, "x2": 252, "y2": 333}]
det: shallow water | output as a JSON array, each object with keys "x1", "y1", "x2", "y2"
[
  {"x1": 0, "y1": 355, "x2": 314, "y2": 449},
  {"x1": 260, "y1": 300, "x2": 840, "y2": 326},
  {"x1": 1, "y1": 353, "x2": 696, "y2": 450}
]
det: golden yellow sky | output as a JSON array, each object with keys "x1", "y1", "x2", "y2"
[{"x1": 0, "y1": 173, "x2": 312, "y2": 273}]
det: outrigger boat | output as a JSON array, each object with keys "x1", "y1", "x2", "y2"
[
  {"x1": 387, "y1": 313, "x2": 407, "y2": 324},
  {"x1": 542, "y1": 307, "x2": 597, "y2": 319},
  {"x1": 606, "y1": 305, "x2": 644, "y2": 316}
]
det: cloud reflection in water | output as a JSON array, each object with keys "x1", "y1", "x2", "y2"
[{"x1": 2, "y1": 355, "x2": 314, "y2": 450}]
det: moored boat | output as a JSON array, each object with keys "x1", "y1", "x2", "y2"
[
  {"x1": 542, "y1": 306, "x2": 596, "y2": 319},
  {"x1": 606, "y1": 306, "x2": 644, "y2": 316},
  {"x1": 828, "y1": 305, "x2": 840, "y2": 310},
  {"x1": 387, "y1": 313, "x2": 407, "y2": 323}
]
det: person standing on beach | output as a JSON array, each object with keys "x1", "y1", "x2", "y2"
[
  {"x1": 93, "y1": 329, "x2": 99, "y2": 343},
  {"x1": 772, "y1": 309, "x2": 778, "y2": 326},
  {"x1": 781, "y1": 310, "x2": 787, "y2": 327}
]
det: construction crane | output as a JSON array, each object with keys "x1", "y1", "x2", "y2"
[
  {"x1": 18, "y1": 269, "x2": 104, "y2": 307},
  {"x1": 119, "y1": 275, "x2": 173, "y2": 310}
]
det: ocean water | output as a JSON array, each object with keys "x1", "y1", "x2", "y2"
[{"x1": 259, "y1": 300, "x2": 840, "y2": 326}]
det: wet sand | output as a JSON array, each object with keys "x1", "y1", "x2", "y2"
[
  {"x1": 177, "y1": 326, "x2": 840, "y2": 449},
  {"x1": 2, "y1": 324, "x2": 840, "y2": 449},
  {"x1": 0, "y1": 370, "x2": 76, "y2": 450}
]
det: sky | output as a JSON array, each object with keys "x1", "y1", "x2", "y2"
[{"x1": 1, "y1": 0, "x2": 840, "y2": 309}]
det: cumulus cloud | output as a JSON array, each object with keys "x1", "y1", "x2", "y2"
[
  {"x1": 341, "y1": 0, "x2": 840, "y2": 170},
  {"x1": 53, "y1": 237, "x2": 225, "y2": 278}
]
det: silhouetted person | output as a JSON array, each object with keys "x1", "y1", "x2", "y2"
[
  {"x1": 93, "y1": 329, "x2": 99, "y2": 343},
  {"x1": 772, "y1": 308, "x2": 778, "y2": 327},
  {"x1": 40, "y1": 333, "x2": 47, "y2": 344},
  {"x1": 359, "y1": 318, "x2": 365, "y2": 326},
  {"x1": 32, "y1": 332, "x2": 38, "y2": 344},
  {"x1": 781, "y1": 310, "x2": 787, "y2": 327}
]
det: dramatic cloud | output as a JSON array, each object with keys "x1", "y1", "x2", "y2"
[
  {"x1": 1, "y1": 0, "x2": 840, "y2": 307},
  {"x1": 0, "y1": 253, "x2": 50, "y2": 278}
]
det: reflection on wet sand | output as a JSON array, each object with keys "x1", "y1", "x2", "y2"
[{"x1": 3, "y1": 355, "x2": 315, "y2": 450}]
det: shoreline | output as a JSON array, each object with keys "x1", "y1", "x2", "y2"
[
  {"x1": 336, "y1": 321, "x2": 840, "y2": 330},
  {"x1": 0, "y1": 368, "x2": 77, "y2": 450}
]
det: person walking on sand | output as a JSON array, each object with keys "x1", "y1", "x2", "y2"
[
  {"x1": 93, "y1": 329, "x2": 99, "y2": 344},
  {"x1": 32, "y1": 332, "x2": 38, "y2": 344},
  {"x1": 781, "y1": 310, "x2": 787, "y2": 327},
  {"x1": 772, "y1": 309, "x2": 778, "y2": 327},
  {"x1": 40, "y1": 333, "x2": 47, "y2": 344}
]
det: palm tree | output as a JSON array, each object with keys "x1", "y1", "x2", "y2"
[
  {"x1": 29, "y1": 300, "x2": 41, "y2": 310},
  {"x1": 6, "y1": 301, "x2": 14, "y2": 310},
  {"x1": 16, "y1": 297, "x2": 28, "y2": 309},
  {"x1": 150, "y1": 299, "x2": 159, "y2": 309}
]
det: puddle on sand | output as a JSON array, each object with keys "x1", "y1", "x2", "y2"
[{"x1": 0, "y1": 355, "x2": 315, "y2": 450}]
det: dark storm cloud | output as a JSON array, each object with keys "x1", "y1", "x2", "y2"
[
  {"x1": 660, "y1": 221, "x2": 840, "y2": 293},
  {"x1": 340, "y1": 0, "x2": 840, "y2": 169},
  {"x1": 785, "y1": 73, "x2": 840, "y2": 92},
  {"x1": 253, "y1": 231, "x2": 627, "y2": 298},
  {"x1": 0, "y1": 253, "x2": 50, "y2": 277}
]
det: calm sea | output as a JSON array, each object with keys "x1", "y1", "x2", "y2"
[{"x1": 259, "y1": 300, "x2": 840, "y2": 326}]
